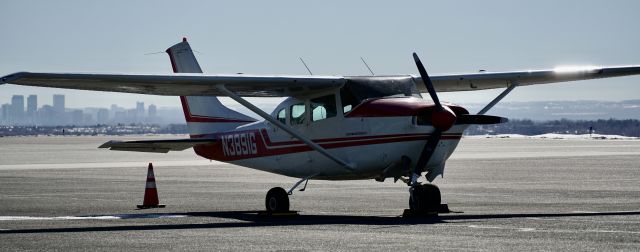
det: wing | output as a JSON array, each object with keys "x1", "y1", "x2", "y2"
[
  {"x1": 2, "y1": 65, "x2": 639, "y2": 96},
  {"x1": 98, "y1": 138, "x2": 217, "y2": 153},
  {"x1": 0, "y1": 72, "x2": 344, "y2": 97},
  {"x1": 426, "y1": 65, "x2": 640, "y2": 92}
]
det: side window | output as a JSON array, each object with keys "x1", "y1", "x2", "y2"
[
  {"x1": 311, "y1": 94, "x2": 337, "y2": 122},
  {"x1": 343, "y1": 104, "x2": 352, "y2": 114},
  {"x1": 340, "y1": 87, "x2": 358, "y2": 114},
  {"x1": 290, "y1": 103, "x2": 306, "y2": 125},
  {"x1": 276, "y1": 108, "x2": 286, "y2": 124}
]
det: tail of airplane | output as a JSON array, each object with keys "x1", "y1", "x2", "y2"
[{"x1": 166, "y1": 38, "x2": 256, "y2": 137}]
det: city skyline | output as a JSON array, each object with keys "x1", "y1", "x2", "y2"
[
  {"x1": 2, "y1": 92, "x2": 640, "y2": 127},
  {"x1": 0, "y1": 94, "x2": 176, "y2": 126}
]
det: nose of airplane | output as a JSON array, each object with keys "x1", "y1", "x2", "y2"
[{"x1": 431, "y1": 106, "x2": 457, "y2": 131}]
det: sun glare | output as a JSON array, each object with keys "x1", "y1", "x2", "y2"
[{"x1": 553, "y1": 66, "x2": 600, "y2": 73}]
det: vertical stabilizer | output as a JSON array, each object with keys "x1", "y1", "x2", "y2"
[{"x1": 166, "y1": 38, "x2": 256, "y2": 137}]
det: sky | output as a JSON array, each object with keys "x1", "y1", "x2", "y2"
[{"x1": 1, "y1": 0, "x2": 639, "y2": 113}]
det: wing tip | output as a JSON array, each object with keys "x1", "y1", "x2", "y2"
[
  {"x1": 1, "y1": 72, "x2": 29, "y2": 84},
  {"x1": 98, "y1": 140, "x2": 121, "y2": 149}
]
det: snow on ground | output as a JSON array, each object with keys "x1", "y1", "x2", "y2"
[{"x1": 465, "y1": 133, "x2": 639, "y2": 140}]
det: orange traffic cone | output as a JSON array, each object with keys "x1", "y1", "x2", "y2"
[{"x1": 137, "y1": 163, "x2": 165, "y2": 209}]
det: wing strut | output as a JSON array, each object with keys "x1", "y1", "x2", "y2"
[
  {"x1": 477, "y1": 81, "x2": 519, "y2": 115},
  {"x1": 216, "y1": 84, "x2": 355, "y2": 171}
]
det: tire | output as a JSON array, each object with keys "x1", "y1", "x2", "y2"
[
  {"x1": 421, "y1": 183, "x2": 441, "y2": 210},
  {"x1": 265, "y1": 187, "x2": 290, "y2": 212},
  {"x1": 409, "y1": 184, "x2": 441, "y2": 213}
]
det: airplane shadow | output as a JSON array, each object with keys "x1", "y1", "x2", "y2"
[{"x1": 1, "y1": 210, "x2": 639, "y2": 234}]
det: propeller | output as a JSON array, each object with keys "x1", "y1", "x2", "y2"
[
  {"x1": 411, "y1": 52, "x2": 453, "y2": 184},
  {"x1": 411, "y1": 52, "x2": 508, "y2": 184},
  {"x1": 455, "y1": 114, "x2": 508, "y2": 125},
  {"x1": 413, "y1": 53, "x2": 442, "y2": 110}
]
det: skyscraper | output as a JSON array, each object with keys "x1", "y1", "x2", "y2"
[
  {"x1": 148, "y1": 104, "x2": 157, "y2": 118},
  {"x1": 11, "y1": 95, "x2": 24, "y2": 123},
  {"x1": 53, "y1": 94, "x2": 65, "y2": 114},
  {"x1": 52, "y1": 94, "x2": 66, "y2": 125},
  {"x1": 147, "y1": 104, "x2": 157, "y2": 123},
  {"x1": 27, "y1": 95, "x2": 37, "y2": 117},
  {"x1": 1, "y1": 104, "x2": 10, "y2": 122},
  {"x1": 136, "y1": 102, "x2": 145, "y2": 122}
]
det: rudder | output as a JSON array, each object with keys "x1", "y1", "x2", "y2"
[{"x1": 166, "y1": 38, "x2": 256, "y2": 137}]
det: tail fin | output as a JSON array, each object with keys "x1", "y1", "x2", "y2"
[{"x1": 166, "y1": 38, "x2": 256, "y2": 137}]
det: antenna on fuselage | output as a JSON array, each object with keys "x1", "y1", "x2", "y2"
[
  {"x1": 360, "y1": 57, "x2": 375, "y2": 76},
  {"x1": 299, "y1": 57, "x2": 313, "y2": 75}
]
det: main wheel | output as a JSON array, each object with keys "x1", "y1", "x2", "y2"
[
  {"x1": 265, "y1": 187, "x2": 290, "y2": 212},
  {"x1": 409, "y1": 183, "x2": 441, "y2": 213}
]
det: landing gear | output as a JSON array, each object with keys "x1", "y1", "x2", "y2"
[
  {"x1": 409, "y1": 183, "x2": 441, "y2": 213},
  {"x1": 265, "y1": 187, "x2": 290, "y2": 212}
]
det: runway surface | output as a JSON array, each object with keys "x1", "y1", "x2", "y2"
[{"x1": 0, "y1": 136, "x2": 639, "y2": 251}]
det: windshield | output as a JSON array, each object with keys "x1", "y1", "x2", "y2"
[{"x1": 341, "y1": 76, "x2": 421, "y2": 108}]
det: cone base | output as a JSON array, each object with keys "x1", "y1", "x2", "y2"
[{"x1": 137, "y1": 204, "x2": 166, "y2": 209}]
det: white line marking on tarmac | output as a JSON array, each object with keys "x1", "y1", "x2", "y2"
[
  {"x1": 457, "y1": 223, "x2": 640, "y2": 234},
  {"x1": 0, "y1": 214, "x2": 189, "y2": 221},
  {"x1": 571, "y1": 210, "x2": 599, "y2": 213},
  {"x1": 0, "y1": 160, "x2": 216, "y2": 170}
]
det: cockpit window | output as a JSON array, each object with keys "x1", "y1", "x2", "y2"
[
  {"x1": 341, "y1": 77, "x2": 421, "y2": 113},
  {"x1": 290, "y1": 103, "x2": 306, "y2": 125},
  {"x1": 276, "y1": 108, "x2": 286, "y2": 124},
  {"x1": 340, "y1": 88, "x2": 358, "y2": 114},
  {"x1": 311, "y1": 94, "x2": 337, "y2": 121}
]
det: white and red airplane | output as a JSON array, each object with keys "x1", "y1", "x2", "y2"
[{"x1": 2, "y1": 38, "x2": 640, "y2": 213}]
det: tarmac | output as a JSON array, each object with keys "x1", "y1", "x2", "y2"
[{"x1": 0, "y1": 136, "x2": 639, "y2": 251}]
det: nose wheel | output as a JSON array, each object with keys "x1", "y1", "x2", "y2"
[
  {"x1": 265, "y1": 187, "x2": 290, "y2": 212},
  {"x1": 409, "y1": 183, "x2": 441, "y2": 213}
]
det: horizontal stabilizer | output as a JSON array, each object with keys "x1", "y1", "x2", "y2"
[
  {"x1": 99, "y1": 138, "x2": 217, "y2": 153},
  {"x1": 455, "y1": 114, "x2": 508, "y2": 125}
]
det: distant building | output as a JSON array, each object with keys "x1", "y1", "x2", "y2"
[
  {"x1": 52, "y1": 94, "x2": 66, "y2": 125},
  {"x1": 11, "y1": 95, "x2": 24, "y2": 124},
  {"x1": 83, "y1": 113, "x2": 93, "y2": 125},
  {"x1": 1, "y1": 103, "x2": 10, "y2": 122},
  {"x1": 97, "y1": 108, "x2": 109, "y2": 124},
  {"x1": 71, "y1": 110, "x2": 83, "y2": 125},
  {"x1": 126, "y1": 108, "x2": 137, "y2": 122},
  {"x1": 53, "y1": 94, "x2": 65, "y2": 114},
  {"x1": 146, "y1": 104, "x2": 159, "y2": 123},
  {"x1": 114, "y1": 111, "x2": 127, "y2": 123},
  {"x1": 136, "y1": 102, "x2": 145, "y2": 122},
  {"x1": 110, "y1": 104, "x2": 117, "y2": 118},
  {"x1": 148, "y1": 104, "x2": 157, "y2": 118},
  {"x1": 27, "y1": 95, "x2": 37, "y2": 117},
  {"x1": 38, "y1": 105, "x2": 54, "y2": 125}
]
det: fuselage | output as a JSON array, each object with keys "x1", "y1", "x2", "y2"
[{"x1": 190, "y1": 94, "x2": 470, "y2": 181}]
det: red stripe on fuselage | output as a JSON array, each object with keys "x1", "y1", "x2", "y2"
[{"x1": 193, "y1": 129, "x2": 462, "y2": 161}]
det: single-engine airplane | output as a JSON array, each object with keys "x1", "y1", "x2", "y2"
[{"x1": 2, "y1": 38, "x2": 640, "y2": 213}]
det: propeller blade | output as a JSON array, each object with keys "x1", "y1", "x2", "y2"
[
  {"x1": 455, "y1": 114, "x2": 508, "y2": 125},
  {"x1": 413, "y1": 52, "x2": 442, "y2": 111},
  {"x1": 412, "y1": 129, "x2": 443, "y2": 182}
]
